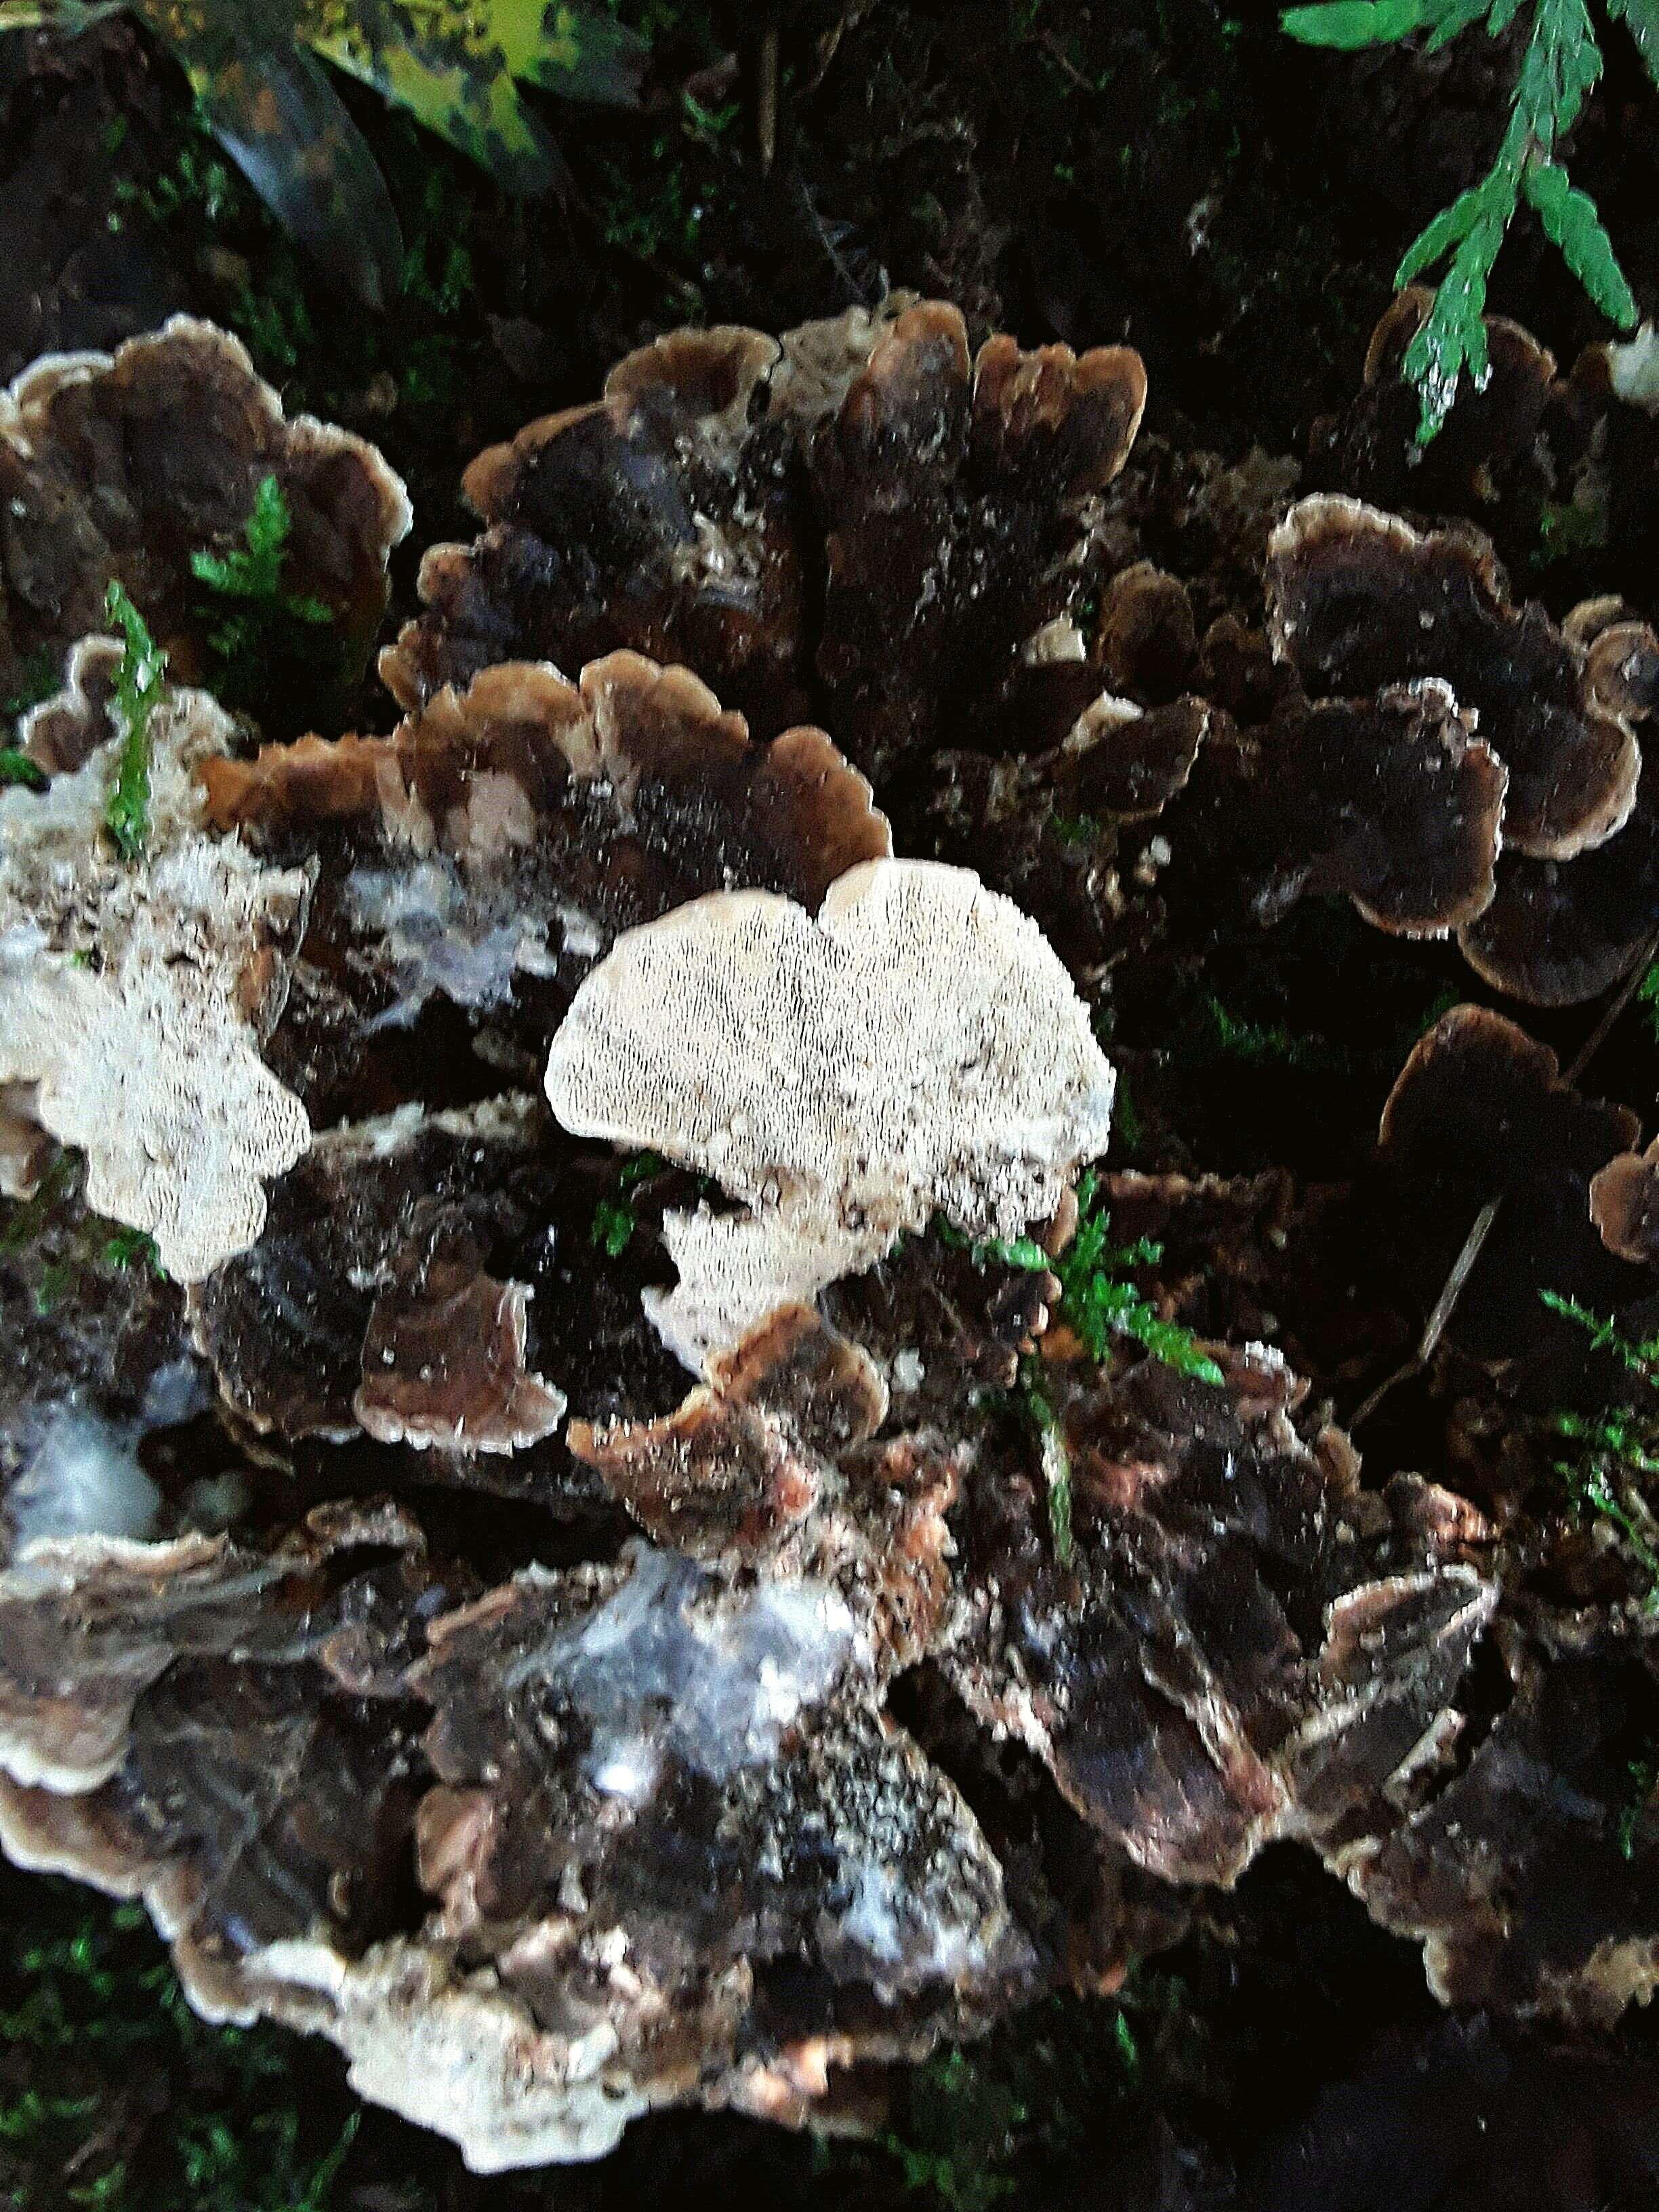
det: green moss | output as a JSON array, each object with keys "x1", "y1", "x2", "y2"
[
  {"x1": 0, "y1": 750, "x2": 47, "y2": 792},
  {"x1": 0, "y1": 1879, "x2": 359, "y2": 2212},
  {"x1": 590, "y1": 1149, "x2": 672, "y2": 1257}
]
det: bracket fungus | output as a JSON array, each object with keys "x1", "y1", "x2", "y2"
[
  {"x1": 1267, "y1": 495, "x2": 1647, "y2": 864},
  {"x1": 203, "y1": 651, "x2": 888, "y2": 1120},
  {"x1": 0, "y1": 638, "x2": 311, "y2": 1279},
  {"x1": 1245, "y1": 679, "x2": 1507, "y2": 935},
  {"x1": 1265, "y1": 493, "x2": 1659, "y2": 1001},
  {"x1": 383, "y1": 300, "x2": 1147, "y2": 783},
  {"x1": 544, "y1": 857, "x2": 1117, "y2": 1369},
  {"x1": 1379, "y1": 1005, "x2": 1641, "y2": 1359},
  {"x1": 188, "y1": 1095, "x2": 561, "y2": 1454},
  {"x1": 0, "y1": 317, "x2": 409, "y2": 694},
  {"x1": 7, "y1": 298, "x2": 1659, "y2": 2173}
]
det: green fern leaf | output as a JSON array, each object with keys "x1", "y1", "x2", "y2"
[
  {"x1": 1609, "y1": 0, "x2": 1659, "y2": 87},
  {"x1": 1424, "y1": 0, "x2": 1491, "y2": 50},
  {"x1": 1395, "y1": 178, "x2": 1490, "y2": 285},
  {"x1": 1401, "y1": 206, "x2": 1504, "y2": 437},
  {"x1": 102, "y1": 581, "x2": 167, "y2": 865},
  {"x1": 1281, "y1": 0, "x2": 1438, "y2": 46},
  {"x1": 1523, "y1": 160, "x2": 1638, "y2": 325}
]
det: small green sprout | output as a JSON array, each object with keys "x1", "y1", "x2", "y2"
[
  {"x1": 190, "y1": 473, "x2": 333, "y2": 704},
  {"x1": 31, "y1": 1259, "x2": 75, "y2": 1317},
  {"x1": 102, "y1": 1227, "x2": 162, "y2": 1276},
  {"x1": 102, "y1": 581, "x2": 167, "y2": 864},
  {"x1": 1618, "y1": 1757, "x2": 1655, "y2": 1858},
  {"x1": 192, "y1": 475, "x2": 330, "y2": 625},
  {"x1": 1202, "y1": 993, "x2": 1345, "y2": 1071},
  {"x1": 590, "y1": 1149, "x2": 670, "y2": 1256},
  {"x1": 592, "y1": 1198, "x2": 637, "y2": 1257},
  {"x1": 945, "y1": 1173, "x2": 1223, "y2": 1387},
  {"x1": 1639, "y1": 961, "x2": 1659, "y2": 1044},
  {"x1": 1055, "y1": 1172, "x2": 1225, "y2": 1385},
  {"x1": 0, "y1": 747, "x2": 46, "y2": 790},
  {"x1": 1542, "y1": 1291, "x2": 1659, "y2": 1611}
]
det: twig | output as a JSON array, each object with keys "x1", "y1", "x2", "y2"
[{"x1": 758, "y1": 24, "x2": 779, "y2": 175}]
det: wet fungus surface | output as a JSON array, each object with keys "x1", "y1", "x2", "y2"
[{"x1": 4, "y1": 301, "x2": 1659, "y2": 2173}]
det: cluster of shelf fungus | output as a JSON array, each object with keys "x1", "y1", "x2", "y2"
[{"x1": 2, "y1": 298, "x2": 1659, "y2": 2169}]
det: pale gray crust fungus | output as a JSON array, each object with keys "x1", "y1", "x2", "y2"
[
  {"x1": 545, "y1": 857, "x2": 1116, "y2": 1369},
  {"x1": 0, "y1": 638, "x2": 312, "y2": 1278}
]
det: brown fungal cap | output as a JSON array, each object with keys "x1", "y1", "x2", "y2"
[
  {"x1": 382, "y1": 325, "x2": 807, "y2": 731},
  {"x1": 1051, "y1": 693, "x2": 1214, "y2": 823},
  {"x1": 1347, "y1": 1628, "x2": 1659, "y2": 2024},
  {"x1": 814, "y1": 303, "x2": 1147, "y2": 773},
  {"x1": 1378, "y1": 1005, "x2": 1643, "y2": 1358},
  {"x1": 206, "y1": 652, "x2": 890, "y2": 1114},
  {"x1": 1591, "y1": 1140, "x2": 1659, "y2": 1269},
  {"x1": 382, "y1": 300, "x2": 1149, "y2": 785},
  {"x1": 0, "y1": 318, "x2": 409, "y2": 692},
  {"x1": 1248, "y1": 678, "x2": 1507, "y2": 935},
  {"x1": 1307, "y1": 287, "x2": 1558, "y2": 516},
  {"x1": 943, "y1": 1343, "x2": 1495, "y2": 1889},
  {"x1": 1381, "y1": 1006, "x2": 1638, "y2": 1191},
  {"x1": 567, "y1": 1303, "x2": 884, "y2": 1562},
  {"x1": 354, "y1": 1216, "x2": 565, "y2": 1456},
  {"x1": 205, "y1": 651, "x2": 890, "y2": 909},
  {"x1": 1456, "y1": 775, "x2": 1659, "y2": 1008},
  {"x1": 544, "y1": 857, "x2": 1116, "y2": 1368},
  {"x1": 189, "y1": 1096, "x2": 556, "y2": 1449},
  {"x1": 1267, "y1": 495, "x2": 1643, "y2": 862},
  {"x1": 0, "y1": 642, "x2": 312, "y2": 1279},
  {"x1": 569, "y1": 1304, "x2": 958, "y2": 1670}
]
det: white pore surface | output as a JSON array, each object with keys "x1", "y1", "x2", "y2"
[
  {"x1": 0, "y1": 656, "x2": 311, "y2": 1279},
  {"x1": 544, "y1": 857, "x2": 1115, "y2": 1368}
]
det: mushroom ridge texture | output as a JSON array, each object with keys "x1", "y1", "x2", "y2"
[
  {"x1": 544, "y1": 856, "x2": 1117, "y2": 1368},
  {"x1": 0, "y1": 638, "x2": 312, "y2": 1278},
  {"x1": 381, "y1": 301, "x2": 1148, "y2": 782},
  {"x1": 0, "y1": 316, "x2": 410, "y2": 693}
]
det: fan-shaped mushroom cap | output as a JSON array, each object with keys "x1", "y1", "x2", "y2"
[
  {"x1": 1378, "y1": 1005, "x2": 1642, "y2": 1358},
  {"x1": 569, "y1": 1304, "x2": 958, "y2": 1668},
  {"x1": 544, "y1": 857, "x2": 1116, "y2": 1370},
  {"x1": 353, "y1": 1216, "x2": 565, "y2": 1456},
  {"x1": 1590, "y1": 1139, "x2": 1659, "y2": 1268},
  {"x1": 188, "y1": 1095, "x2": 556, "y2": 1450},
  {"x1": 0, "y1": 640, "x2": 311, "y2": 1279},
  {"x1": 0, "y1": 318, "x2": 409, "y2": 691},
  {"x1": 1458, "y1": 762, "x2": 1659, "y2": 1005},
  {"x1": 1307, "y1": 286, "x2": 1557, "y2": 515},
  {"x1": 1345, "y1": 1627, "x2": 1659, "y2": 2026},
  {"x1": 382, "y1": 300, "x2": 1149, "y2": 785},
  {"x1": 202, "y1": 652, "x2": 890, "y2": 1119},
  {"x1": 204, "y1": 649, "x2": 889, "y2": 916},
  {"x1": 944, "y1": 1341, "x2": 1496, "y2": 1889},
  {"x1": 382, "y1": 325, "x2": 808, "y2": 731},
  {"x1": 1380, "y1": 1006, "x2": 1638, "y2": 1188},
  {"x1": 1267, "y1": 494, "x2": 1647, "y2": 861},
  {"x1": 1249, "y1": 678, "x2": 1506, "y2": 935}
]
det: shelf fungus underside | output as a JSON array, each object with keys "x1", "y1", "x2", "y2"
[{"x1": 2, "y1": 300, "x2": 1659, "y2": 2172}]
